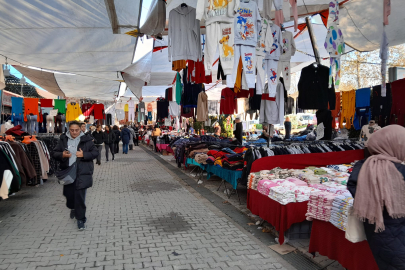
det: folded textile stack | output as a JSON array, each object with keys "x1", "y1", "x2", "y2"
[
  {"x1": 268, "y1": 186, "x2": 296, "y2": 205},
  {"x1": 295, "y1": 186, "x2": 320, "y2": 202},
  {"x1": 248, "y1": 173, "x2": 260, "y2": 190},
  {"x1": 206, "y1": 156, "x2": 215, "y2": 164},
  {"x1": 322, "y1": 181, "x2": 347, "y2": 189},
  {"x1": 195, "y1": 153, "x2": 208, "y2": 164},
  {"x1": 306, "y1": 191, "x2": 337, "y2": 221},
  {"x1": 286, "y1": 177, "x2": 308, "y2": 186},
  {"x1": 329, "y1": 195, "x2": 353, "y2": 231},
  {"x1": 257, "y1": 179, "x2": 279, "y2": 196},
  {"x1": 326, "y1": 164, "x2": 351, "y2": 172}
]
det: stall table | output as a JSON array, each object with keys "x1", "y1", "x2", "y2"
[{"x1": 309, "y1": 220, "x2": 378, "y2": 270}]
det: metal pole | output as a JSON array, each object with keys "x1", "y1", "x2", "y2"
[{"x1": 306, "y1": 17, "x2": 320, "y2": 64}]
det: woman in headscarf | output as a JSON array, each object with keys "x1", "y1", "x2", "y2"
[{"x1": 348, "y1": 125, "x2": 405, "y2": 270}]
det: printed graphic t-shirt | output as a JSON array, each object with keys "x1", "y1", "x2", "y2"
[{"x1": 234, "y1": 1, "x2": 261, "y2": 47}]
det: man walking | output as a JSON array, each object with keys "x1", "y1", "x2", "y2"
[
  {"x1": 92, "y1": 125, "x2": 104, "y2": 165},
  {"x1": 121, "y1": 125, "x2": 131, "y2": 154},
  {"x1": 53, "y1": 121, "x2": 98, "y2": 230}
]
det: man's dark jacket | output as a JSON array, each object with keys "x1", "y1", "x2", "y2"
[{"x1": 53, "y1": 133, "x2": 99, "y2": 189}]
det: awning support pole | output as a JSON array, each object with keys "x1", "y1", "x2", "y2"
[{"x1": 306, "y1": 17, "x2": 321, "y2": 64}]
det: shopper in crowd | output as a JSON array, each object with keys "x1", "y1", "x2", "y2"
[
  {"x1": 103, "y1": 125, "x2": 115, "y2": 162},
  {"x1": 80, "y1": 122, "x2": 86, "y2": 133},
  {"x1": 214, "y1": 122, "x2": 221, "y2": 137},
  {"x1": 152, "y1": 125, "x2": 161, "y2": 152},
  {"x1": 133, "y1": 124, "x2": 139, "y2": 146},
  {"x1": 92, "y1": 125, "x2": 104, "y2": 165},
  {"x1": 112, "y1": 125, "x2": 121, "y2": 154},
  {"x1": 53, "y1": 121, "x2": 98, "y2": 230},
  {"x1": 233, "y1": 118, "x2": 243, "y2": 144},
  {"x1": 348, "y1": 125, "x2": 405, "y2": 270},
  {"x1": 284, "y1": 116, "x2": 291, "y2": 140},
  {"x1": 120, "y1": 125, "x2": 131, "y2": 154},
  {"x1": 129, "y1": 125, "x2": 137, "y2": 150}
]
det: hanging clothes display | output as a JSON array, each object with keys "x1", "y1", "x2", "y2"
[
  {"x1": 66, "y1": 102, "x2": 83, "y2": 122},
  {"x1": 138, "y1": 101, "x2": 145, "y2": 122},
  {"x1": 256, "y1": 18, "x2": 274, "y2": 94},
  {"x1": 168, "y1": 5, "x2": 202, "y2": 62},
  {"x1": 260, "y1": 81, "x2": 285, "y2": 125},
  {"x1": 54, "y1": 99, "x2": 66, "y2": 114},
  {"x1": 169, "y1": 101, "x2": 180, "y2": 117},
  {"x1": 371, "y1": 84, "x2": 392, "y2": 127},
  {"x1": 157, "y1": 100, "x2": 169, "y2": 120},
  {"x1": 55, "y1": 114, "x2": 66, "y2": 133},
  {"x1": 208, "y1": 100, "x2": 220, "y2": 115},
  {"x1": 93, "y1": 103, "x2": 105, "y2": 120},
  {"x1": 220, "y1": 87, "x2": 237, "y2": 115},
  {"x1": 298, "y1": 64, "x2": 336, "y2": 110},
  {"x1": 11, "y1": 97, "x2": 23, "y2": 122},
  {"x1": 115, "y1": 102, "x2": 125, "y2": 121},
  {"x1": 278, "y1": 30, "x2": 296, "y2": 92},
  {"x1": 81, "y1": 103, "x2": 94, "y2": 120},
  {"x1": 24, "y1": 98, "x2": 40, "y2": 122},
  {"x1": 390, "y1": 78, "x2": 405, "y2": 126},
  {"x1": 196, "y1": 91, "x2": 208, "y2": 122},
  {"x1": 40, "y1": 99, "x2": 53, "y2": 108},
  {"x1": 340, "y1": 90, "x2": 356, "y2": 129},
  {"x1": 325, "y1": 0, "x2": 345, "y2": 89},
  {"x1": 128, "y1": 99, "x2": 135, "y2": 122},
  {"x1": 330, "y1": 92, "x2": 341, "y2": 129},
  {"x1": 353, "y1": 88, "x2": 371, "y2": 130}
]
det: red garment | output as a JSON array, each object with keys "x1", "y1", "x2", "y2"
[
  {"x1": 236, "y1": 89, "x2": 250, "y2": 98},
  {"x1": 82, "y1": 103, "x2": 94, "y2": 119},
  {"x1": 40, "y1": 99, "x2": 53, "y2": 108},
  {"x1": 207, "y1": 150, "x2": 219, "y2": 156},
  {"x1": 167, "y1": 88, "x2": 173, "y2": 101},
  {"x1": 213, "y1": 151, "x2": 227, "y2": 159},
  {"x1": 390, "y1": 78, "x2": 405, "y2": 126},
  {"x1": 188, "y1": 59, "x2": 212, "y2": 84},
  {"x1": 93, "y1": 104, "x2": 105, "y2": 120},
  {"x1": 220, "y1": 88, "x2": 237, "y2": 114},
  {"x1": 309, "y1": 220, "x2": 378, "y2": 270},
  {"x1": 24, "y1": 98, "x2": 40, "y2": 122},
  {"x1": 247, "y1": 189, "x2": 308, "y2": 245},
  {"x1": 181, "y1": 105, "x2": 194, "y2": 118},
  {"x1": 330, "y1": 92, "x2": 341, "y2": 129},
  {"x1": 233, "y1": 147, "x2": 246, "y2": 153}
]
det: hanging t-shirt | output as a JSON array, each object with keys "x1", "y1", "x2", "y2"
[
  {"x1": 265, "y1": 23, "x2": 283, "y2": 60},
  {"x1": 234, "y1": 1, "x2": 261, "y2": 47},
  {"x1": 128, "y1": 99, "x2": 135, "y2": 108},
  {"x1": 93, "y1": 104, "x2": 105, "y2": 120},
  {"x1": 147, "y1": 102, "x2": 153, "y2": 112},
  {"x1": 220, "y1": 87, "x2": 237, "y2": 114},
  {"x1": 175, "y1": 72, "x2": 182, "y2": 105},
  {"x1": 54, "y1": 99, "x2": 66, "y2": 114},
  {"x1": 66, "y1": 102, "x2": 83, "y2": 122},
  {"x1": 279, "y1": 30, "x2": 296, "y2": 61}
]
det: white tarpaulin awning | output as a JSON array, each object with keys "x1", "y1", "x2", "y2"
[{"x1": 0, "y1": 0, "x2": 142, "y2": 98}]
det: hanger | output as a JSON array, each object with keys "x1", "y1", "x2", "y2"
[
  {"x1": 31, "y1": 135, "x2": 37, "y2": 141},
  {"x1": 312, "y1": 62, "x2": 318, "y2": 68},
  {"x1": 5, "y1": 135, "x2": 15, "y2": 142},
  {"x1": 22, "y1": 136, "x2": 32, "y2": 144},
  {"x1": 181, "y1": 3, "x2": 187, "y2": 7}
]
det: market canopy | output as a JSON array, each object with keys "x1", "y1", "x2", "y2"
[{"x1": 0, "y1": 0, "x2": 142, "y2": 99}]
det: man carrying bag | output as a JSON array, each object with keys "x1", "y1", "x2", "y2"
[{"x1": 53, "y1": 121, "x2": 99, "y2": 230}]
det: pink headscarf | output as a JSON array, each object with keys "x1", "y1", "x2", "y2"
[{"x1": 353, "y1": 125, "x2": 405, "y2": 232}]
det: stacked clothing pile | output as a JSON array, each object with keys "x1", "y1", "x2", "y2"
[
  {"x1": 257, "y1": 179, "x2": 279, "y2": 196},
  {"x1": 294, "y1": 186, "x2": 320, "y2": 202},
  {"x1": 205, "y1": 147, "x2": 248, "y2": 171},
  {"x1": 329, "y1": 195, "x2": 353, "y2": 231},
  {"x1": 194, "y1": 153, "x2": 208, "y2": 164},
  {"x1": 248, "y1": 172, "x2": 261, "y2": 190},
  {"x1": 306, "y1": 191, "x2": 338, "y2": 221},
  {"x1": 268, "y1": 186, "x2": 297, "y2": 205}
]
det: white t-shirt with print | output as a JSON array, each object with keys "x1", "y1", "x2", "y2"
[{"x1": 234, "y1": 1, "x2": 261, "y2": 47}]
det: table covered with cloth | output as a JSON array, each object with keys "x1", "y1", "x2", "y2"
[
  {"x1": 186, "y1": 158, "x2": 242, "y2": 189},
  {"x1": 156, "y1": 144, "x2": 169, "y2": 152},
  {"x1": 247, "y1": 189, "x2": 308, "y2": 245},
  {"x1": 309, "y1": 220, "x2": 378, "y2": 270}
]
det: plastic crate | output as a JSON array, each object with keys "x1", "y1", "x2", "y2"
[{"x1": 285, "y1": 220, "x2": 312, "y2": 240}]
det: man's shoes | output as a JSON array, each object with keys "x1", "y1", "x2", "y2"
[
  {"x1": 112, "y1": 156, "x2": 114, "y2": 161},
  {"x1": 78, "y1": 220, "x2": 86, "y2": 230},
  {"x1": 70, "y1": 209, "x2": 75, "y2": 219}
]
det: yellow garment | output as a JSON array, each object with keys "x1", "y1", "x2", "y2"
[
  {"x1": 234, "y1": 56, "x2": 243, "y2": 93},
  {"x1": 214, "y1": 157, "x2": 223, "y2": 167},
  {"x1": 124, "y1": 104, "x2": 129, "y2": 112},
  {"x1": 340, "y1": 90, "x2": 356, "y2": 129},
  {"x1": 66, "y1": 102, "x2": 83, "y2": 122},
  {"x1": 172, "y1": 60, "x2": 186, "y2": 72}
]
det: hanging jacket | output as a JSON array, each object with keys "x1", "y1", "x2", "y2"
[
  {"x1": 196, "y1": 91, "x2": 208, "y2": 122},
  {"x1": 52, "y1": 133, "x2": 98, "y2": 189}
]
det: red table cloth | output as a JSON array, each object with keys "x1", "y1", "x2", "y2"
[
  {"x1": 156, "y1": 144, "x2": 169, "y2": 151},
  {"x1": 166, "y1": 146, "x2": 174, "y2": 154},
  {"x1": 247, "y1": 189, "x2": 308, "y2": 245},
  {"x1": 309, "y1": 220, "x2": 378, "y2": 270},
  {"x1": 251, "y1": 150, "x2": 365, "y2": 172}
]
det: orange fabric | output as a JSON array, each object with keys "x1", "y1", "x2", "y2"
[
  {"x1": 340, "y1": 90, "x2": 356, "y2": 129},
  {"x1": 24, "y1": 98, "x2": 40, "y2": 122},
  {"x1": 172, "y1": 60, "x2": 186, "y2": 72},
  {"x1": 234, "y1": 56, "x2": 243, "y2": 93}
]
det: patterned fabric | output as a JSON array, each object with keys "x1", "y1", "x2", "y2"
[{"x1": 26, "y1": 143, "x2": 41, "y2": 185}]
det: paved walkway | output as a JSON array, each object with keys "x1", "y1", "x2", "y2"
[{"x1": 0, "y1": 146, "x2": 295, "y2": 270}]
